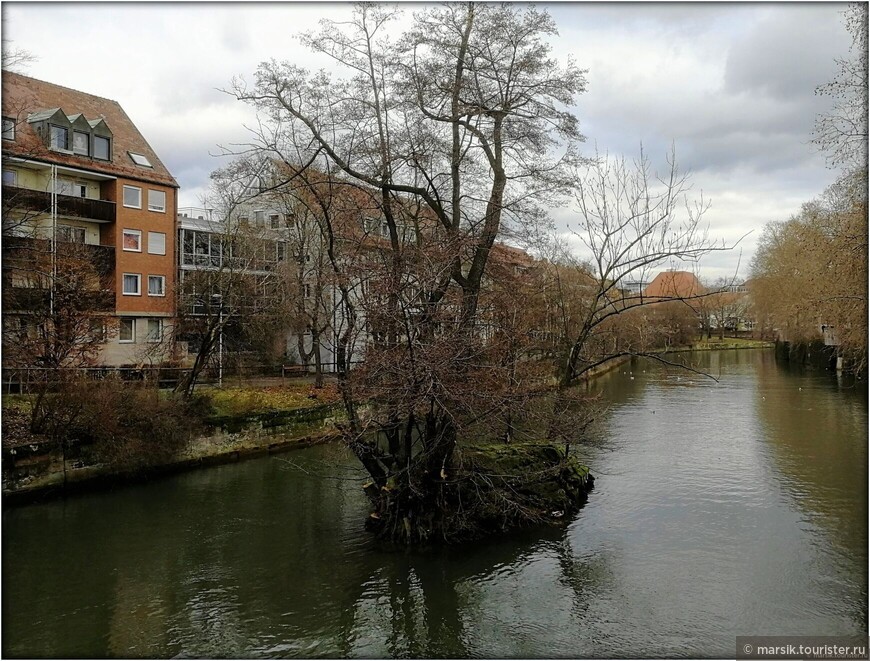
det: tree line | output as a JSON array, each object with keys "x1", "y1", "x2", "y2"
[
  {"x1": 750, "y1": 4, "x2": 867, "y2": 374},
  {"x1": 214, "y1": 4, "x2": 734, "y2": 542}
]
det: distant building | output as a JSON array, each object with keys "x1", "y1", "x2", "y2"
[
  {"x1": 622, "y1": 279, "x2": 650, "y2": 295},
  {"x1": 2, "y1": 72, "x2": 179, "y2": 367},
  {"x1": 643, "y1": 270, "x2": 704, "y2": 299},
  {"x1": 175, "y1": 206, "x2": 292, "y2": 366}
]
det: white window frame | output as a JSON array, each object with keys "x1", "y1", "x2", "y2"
[
  {"x1": 93, "y1": 135, "x2": 110, "y2": 161},
  {"x1": 89, "y1": 318, "x2": 107, "y2": 342},
  {"x1": 49, "y1": 124, "x2": 69, "y2": 151},
  {"x1": 119, "y1": 318, "x2": 136, "y2": 343},
  {"x1": 147, "y1": 231, "x2": 166, "y2": 255},
  {"x1": 122, "y1": 229, "x2": 142, "y2": 252},
  {"x1": 72, "y1": 130, "x2": 89, "y2": 156},
  {"x1": 147, "y1": 275, "x2": 166, "y2": 297},
  {"x1": 146, "y1": 319, "x2": 163, "y2": 343},
  {"x1": 122, "y1": 185, "x2": 142, "y2": 209},
  {"x1": 122, "y1": 273, "x2": 141, "y2": 296},
  {"x1": 147, "y1": 189, "x2": 166, "y2": 213},
  {"x1": 2, "y1": 117, "x2": 14, "y2": 141},
  {"x1": 57, "y1": 225, "x2": 86, "y2": 244},
  {"x1": 128, "y1": 152, "x2": 152, "y2": 167}
]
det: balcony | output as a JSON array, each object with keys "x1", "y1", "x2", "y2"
[
  {"x1": 2, "y1": 184, "x2": 116, "y2": 223},
  {"x1": 3, "y1": 236, "x2": 115, "y2": 278},
  {"x1": 2, "y1": 237, "x2": 116, "y2": 313}
]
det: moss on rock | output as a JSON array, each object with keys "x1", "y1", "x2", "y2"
[{"x1": 366, "y1": 441, "x2": 594, "y2": 545}]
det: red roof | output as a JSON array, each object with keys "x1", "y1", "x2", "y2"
[
  {"x1": 2, "y1": 72, "x2": 177, "y2": 188},
  {"x1": 643, "y1": 270, "x2": 704, "y2": 298}
]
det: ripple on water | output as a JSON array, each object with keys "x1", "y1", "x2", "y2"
[{"x1": 1, "y1": 350, "x2": 865, "y2": 658}]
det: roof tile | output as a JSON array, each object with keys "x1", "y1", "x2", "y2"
[{"x1": 2, "y1": 72, "x2": 177, "y2": 187}]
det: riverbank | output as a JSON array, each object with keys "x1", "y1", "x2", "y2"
[
  {"x1": 2, "y1": 385, "x2": 343, "y2": 505},
  {"x1": 2, "y1": 341, "x2": 774, "y2": 505},
  {"x1": 669, "y1": 338, "x2": 775, "y2": 353}
]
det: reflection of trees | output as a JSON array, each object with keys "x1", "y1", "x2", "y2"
[
  {"x1": 754, "y1": 355, "x2": 868, "y2": 560},
  {"x1": 4, "y1": 443, "x2": 617, "y2": 658},
  {"x1": 2, "y1": 505, "x2": 116, "y2": 658},
  {"x1": 553, "y1": 536, "x2": 613, "y2": 622}
]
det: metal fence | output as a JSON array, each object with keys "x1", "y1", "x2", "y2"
[{"x1": 1, "y1": 361, "x2": 356, "y2": 395}]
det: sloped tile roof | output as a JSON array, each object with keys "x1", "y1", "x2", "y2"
[
  {"x1": 2, "y1": 72, "x2": 178, "y2": 188},
  {"x1": 643, "y1": 270, "x2": 704, "y2": 298}
]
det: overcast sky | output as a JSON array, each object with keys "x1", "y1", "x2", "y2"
[{"x1": 3, "y1": 2, "x2": 854, "y2": 280}]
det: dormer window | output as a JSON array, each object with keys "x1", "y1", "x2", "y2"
[
  {"x1": 50, "y1": 125, "x2": 69, "y2": 151},
  {"x1": 128, "y1": 152, "x2": 152, "y2": 167},
  {"x1": 29, "y1": 109, "x2": 113, "y2": 161},
  {"x1": 94, "y1": 135, "x2": 110, "y2": 160},
  {"x1": 73, "y1": 131, "x2": 89, "y2": 155},
  {"x1": 2, "y1": 118, "x2": 14, "y2": 141}
]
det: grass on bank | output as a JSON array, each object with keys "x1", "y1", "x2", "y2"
[
  {"x1": 203, "y1": 383, "x2": 341, "y2": 417},
  {"x1": 690, "y1": 337, "x2": 773, "y2": 350}
]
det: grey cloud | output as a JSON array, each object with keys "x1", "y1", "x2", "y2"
[
  {"x1": 550, "y1": 3, "x2": 741, "y2": 38},
  {"x1": 723, "y1": 5, "x2": 847, "y2": 99},
  {"x1": 580, "y1": 69, "x2": 834, "y2": 178}
]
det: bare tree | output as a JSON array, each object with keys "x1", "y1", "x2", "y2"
[
  {"x1": 813, "y1": 3, "x2": 868, "y2": 168},
  {"x1": 750, "y1": 171, "x2": 867, "y2": 372},
  {"x1": 1, "y1": 41, "x2": 36, "y2": 73},
  {"x1": 227, "y1": 3, "x2": 589, "y2": 542},
  {"x1": 175, "y1": 161, "x2": 290, "y2": 397},
  {"x1": 551, "y1": 146, "x2": 733, "y2": 388}
]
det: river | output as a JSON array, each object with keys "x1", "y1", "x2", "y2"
[{"x1": 3, "y1": 349, "x2": 866, "y2": 658}]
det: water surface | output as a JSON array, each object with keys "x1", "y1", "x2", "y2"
[{"x1": 3, "y1": 349, "x2": 866, "y2": 658}]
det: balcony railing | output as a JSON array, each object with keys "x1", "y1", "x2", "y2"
[
  {"x1": 3, "y1": 184, "x2": 116, "y2": 223},
  {"x1": 3, "y1": 236, "x2": 116, "y2": 279}
]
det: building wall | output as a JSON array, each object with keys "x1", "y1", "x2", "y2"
[
  {"x1": 3, "y1": 164, "x2": 104, "y2": 244},
  {"x1": 105, "y1": 178, "x2": 176, "y2": 316},
  {"x1": 100, "y1": 318, "x2": 177, "y2": 365}
]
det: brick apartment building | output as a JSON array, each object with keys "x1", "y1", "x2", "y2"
[{"x1": 2, "y1": 72, "x2": 179, "y2": 368}]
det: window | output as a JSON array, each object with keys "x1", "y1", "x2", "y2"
[
  {"x1": 119, "y1": 318, "x2": 135, "y2": 343},
  {"x1": 59, "y1": 181, "x2": 87, "y2": 198},
  {"x1": 148, "y1": 275, "x2": 165, "y2": 297},
  {"x1": 3, "y1": 170, "x2": 16, "y2": 186},
  {"x1": 89, "y1": 318, "x2": 106, "y2": 342},
  {"x1": 57, "y1": 225, "x2": 86, "y2": 244},
  {"x1": 55, "y1": 178, "x2": 75, "y2": 196},
  {"x1": 94, "y1": 135, "x2": 110, "y2": 160},
  {"x1": 122, "y1": 273, "x2": 141, "y2": 296},
  {"x1": 303, "y1": 283, "x2": 312, "y2": 299},
  {"x1": 122, "y1": 229, "x2": 142, "y2": 252},
  {"x1": 194, "y1": 233, "x2": 210, "y2": 255},
  {"x1": 181, "y1": 229, "x2": 226, "y2": 267},
  {"x1": 147, "y1": 189, "x2": 166, "y2": 213},
  {"x1": 73, "y1": 131, "x2": 89, "y2": 156},
  {"x1": 146, "y1": 319, "x2": 163, "y2": 343},
  {"x1": 254, "y1": 210, "x2": 265, "y2": 225},
  {"x1": 50, "y1": 125, "x2": 69, "y2": 150},
  {"x1": 269, "y1": 213, "x2": 281, "y2": 229},
  {"x1": 277, "y1": 242, "x2": 286, "y2": 262},
  {"x1": 147, "y1": 232, "x2": 166, "y2": 255},
  {"x1": 2, "y1": 117, "x2": 14, "y2": 140},
  {"x1": 123, "y1": 185, "x2": 141, "y2": 209},
  {"x1": 128, "y1": 152, "x2": 152, "y2": 167}
]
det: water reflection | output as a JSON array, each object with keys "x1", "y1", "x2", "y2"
[{"x1": 3, "y1": 349, "x2": 866, "y2": 658}]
